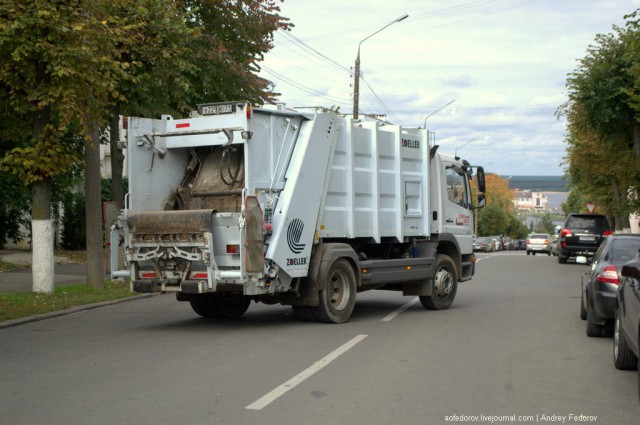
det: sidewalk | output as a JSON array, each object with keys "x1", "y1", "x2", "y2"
[{"x1": 0, "y1": 250, "x2": 90, "y2": 293}]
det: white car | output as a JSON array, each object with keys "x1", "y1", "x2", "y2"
[{"x1": 526, "y1": 233, "x2": 552, "y2": 256}]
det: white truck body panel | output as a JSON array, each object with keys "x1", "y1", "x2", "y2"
[{"x1": 111, "y1": 102, "x2": 478, "y2": 303}]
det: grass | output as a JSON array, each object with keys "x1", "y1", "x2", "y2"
[{"x1": 0, "y1": 280, "x2": 135, "y2": 323}]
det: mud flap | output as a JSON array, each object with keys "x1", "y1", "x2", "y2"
[{"x1": 244, "y1": 196, "x2": 264, "y2": 273}]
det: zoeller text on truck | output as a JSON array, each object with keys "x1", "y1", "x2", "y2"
[{"x1": 109, "y1": 101, "x2": 486, "y2": 323}]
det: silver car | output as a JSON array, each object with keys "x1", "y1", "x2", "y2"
[{"x1": 526, "y1": 233, "x2": 552, "y2": 256}]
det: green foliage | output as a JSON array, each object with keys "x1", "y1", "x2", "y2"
[
  {"x1": 560, "y1": 11, "x2": 640, "y2": 223},
  {"x1": 478, "y1": 204, "x2": 509, "y2": 237},
  {"x1": 535, "y1": 212, "x2": 555, "y2": 234}
]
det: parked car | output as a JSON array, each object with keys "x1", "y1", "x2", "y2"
[
  {"x1": 526, "y1": 233, "x2": 552, "y2": 256},
  {"x1": 581, "y1": 235, "x2": 640, "y2": 337},
  {"x1": 613, "y1": 257, "x2": 640, "y2": 400},
  {"x1": 473, "y1": 237, "x2": 492, "y2": 253},
  {"x1": 557, "y1": 213, "x2": 612, "y2": 264}
]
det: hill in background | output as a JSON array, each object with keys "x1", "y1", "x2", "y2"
[{"x1": 504, "y1": 175, "x2": 568, "y2": 192}]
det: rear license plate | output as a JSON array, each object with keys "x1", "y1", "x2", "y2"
[{"x1": 579, "y1": 236, "x2": 595, "y2": 242}]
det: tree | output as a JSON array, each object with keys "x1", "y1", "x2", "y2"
[
  {"x1": 484, "y1": 173, "x2": 516, "y2": 212},
  {"x1": 0, "y1": 0, "x2": 129, "y2": 291},
  {"x1": 478, "y1": 204, "x2": 509, "y2": 237},
  {"x1": 560, "y1": 15, "x2": 640, "y2": 230}
]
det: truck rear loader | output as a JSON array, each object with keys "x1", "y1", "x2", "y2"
[{"x1": 110, "y1": 101, "x2": 485, "y2": 323}]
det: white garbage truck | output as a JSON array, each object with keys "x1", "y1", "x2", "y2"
[{"x1": 110, "y1": 101, "x2": 485, "y2": 323}]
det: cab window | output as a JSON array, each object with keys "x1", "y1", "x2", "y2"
[{"x1": 446, "y1": 166, "x2": 469, "y2": 208}]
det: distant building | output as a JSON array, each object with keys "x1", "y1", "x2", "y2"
[{"x1": 514, "y1": 190, "x2": 548, "y2": 212}]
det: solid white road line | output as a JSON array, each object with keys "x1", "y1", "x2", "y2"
[
  {"x1": 245, "y1": 334, "x2": 368, "y2": 410},
  {"x1": 381, "y1": 297, "x2": 419, "y2": 322}
]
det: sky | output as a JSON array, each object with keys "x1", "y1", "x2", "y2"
[{"x1": 258, "y1": 0, "x2": 640, "y2": 176}]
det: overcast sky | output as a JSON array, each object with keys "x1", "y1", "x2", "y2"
[{"x1": 259, "y1": 0, "x2": 640, "y2": 176}]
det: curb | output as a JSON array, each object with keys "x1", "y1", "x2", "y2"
[{"x1": 0, "y1": 293, "x2": 158, "y2": 329}]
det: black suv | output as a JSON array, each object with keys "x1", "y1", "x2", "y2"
[{"x1": 557, "y1": 213, "x2": 611, "y2": 264}]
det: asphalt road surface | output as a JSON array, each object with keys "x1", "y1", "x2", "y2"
[{"x1": 1, "y1": 252, "x2": 639, "y2": 425}]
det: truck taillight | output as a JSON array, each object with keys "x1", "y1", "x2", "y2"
[
  {"x1": 226, "y1": 244, "x2": 240, "y2": 254},
  {"x1": 141, "y1": 272, "x2": 157, "y2": 279},
  {"x1": 246, "y1": 104, "x2": 251, "y2": 119},
  {"x1": 191, "y1": 272, "x2": 208, "y2": 279},
  {"x1": 176, "y1": 123, "x2": 190, "y2": 129},
  {"x1": 596, "y1": 265, "x2": 619, "y2": 285}
]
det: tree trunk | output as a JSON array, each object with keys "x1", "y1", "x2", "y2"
[
  {"x1": 32, "y1": 178, "x2": 54, "y2": 293},
  {"x1": 85, "y1": 120, "x2": 104, "y2": 289},
  {"x1": 110, "y1": 106, "x2": 124, "y2": 207},
  {"x1": 632, "y1": 121, "x2": 640, "y2": 167},
  {"x1": 31, "y1": 59, "x2": 55, "y2": 293}
]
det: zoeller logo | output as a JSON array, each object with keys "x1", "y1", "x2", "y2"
[{"x1": 287, "y1": 218, "x2": 306, "y2": 254}]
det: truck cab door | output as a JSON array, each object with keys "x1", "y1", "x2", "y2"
[{"x1": 442, "y1": 162, "x2": 474, "y2": 253}]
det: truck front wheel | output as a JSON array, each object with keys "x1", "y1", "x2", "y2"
[
  {"x1": 420, "y1": 254, "x2": 458, "y2": 310},
  {"x1": 311, "y1": 259, "x2": 357, "y2": 324}
]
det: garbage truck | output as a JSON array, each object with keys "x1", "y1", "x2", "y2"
[{"x1": 109, "y1": 101, "x2": 485, "y2": 323}]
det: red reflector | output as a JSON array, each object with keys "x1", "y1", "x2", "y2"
[
  {"x1": 596, "y1": 265, "x2": 619, "y2": 285},
  {"x1": 141, "y1": 272, "x2": 156, "y2": 279},
  {"x1": 176, "y1": 123, "x2": 190, "y2": 129},
  {"x1": 603, "y1": 230, "x2": 613, "y2": 236},
  {"x1": 191, "y1": 273, "x2": 208, "y2": 279},
  {"x1": 122, "y1": 116, "x2": 128, "y2": 130},
  {"x1": 246, "y1": 104, "x2": 251, "y2": 120},
  {"x1": 226, "y1": 244, "x2": 240, "y2": 254}
]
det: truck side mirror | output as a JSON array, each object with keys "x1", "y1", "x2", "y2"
[
  {"x1": 476, "y1": 194, "x2": 486, "y2": 209},
  {"x1": 476, "y1": 167, "x2": 486, "y2": 193}
]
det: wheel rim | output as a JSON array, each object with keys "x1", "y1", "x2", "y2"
[
  {"x1": 328, "y1": 269, "x2": 351, "y2": 311},
  {"x1": 434, "y1": 266, "x2": 454, "y2": 299}
]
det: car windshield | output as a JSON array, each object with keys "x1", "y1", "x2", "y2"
[
  {"x1": 530, "y1": 234, "x2": 548, "y2": 239},
  {"x1": 566, "y1": 215, "x2": 609, "y2": 231},
  {"x1": 611, "y1": 239, "x2": 640, "y2": 264}
]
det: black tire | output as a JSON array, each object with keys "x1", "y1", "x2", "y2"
[
  {"x1": 217, "y1": 293, "x2": 251, "y2": 318},
  {"x1": 586, "y1": 300, "x2": 603, "y2": 337},
  {"x1": 547, "y1": 251, "x2": 551, "y2": 256},
  {"x1": 420, "y1": 254, "x2": 458, "y2": 310},
  {"x1": 613, "y1": 309, "x2": 638, "y2": 370},
  {"x1": 532, "y1": 252, "x2": 536, "y2": 256},
  {"x1": 580, "y1": 291, "x2": 587, "y2": 320},
  {"x1": 190, "y1": 293, "x2": 250, "y2": 319},
  {"x1": 310, "y1": 259, "x2": 357, "y2": 324},
  {"x1": 526, "y1": 251, "x2": 530, "y2": 256},
  {"x1": 190, "y1": 297, "x2": 224, "y2": 318}
]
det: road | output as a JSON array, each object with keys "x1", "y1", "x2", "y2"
[{"x1": 1, "y1": 252, "x2": 639, "y2": 425}]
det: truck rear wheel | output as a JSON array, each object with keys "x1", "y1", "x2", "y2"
[
  {"x1": 190, "y1": 293, "x2": 251, "y2": 319},
  {"x1": 310, "y1": 259, "x2": 356, "y2": 324},
  {"x1": 420, "y1": 254, "x2": 457, "y2": 310}
]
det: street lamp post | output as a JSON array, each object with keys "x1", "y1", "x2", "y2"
[
  {"x1": 454, "y1": 137, "x2": 479, "y2": 160},
  {"x1": 422, "y1": 100, "x2": 455, "y2": 128},
  {"x1": 353, "y1": 13, "x2": 409, "y2": 119}
]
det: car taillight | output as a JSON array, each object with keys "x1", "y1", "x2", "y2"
[
  {"x1": 561, "y1": 228, "x2": 572, "y2": 237},
  {"x1": 596, "y1": 265, "x2": 619, "y2": 285},
  {"x1": 603, "y1": 230, "x2": 612, "y2": 236},
  {"x1": 544, "y1": 240, "x2": 549, "y2": 245},
  {"x1": 526, "y1": 239, "x2": 530, "y2": 244}
]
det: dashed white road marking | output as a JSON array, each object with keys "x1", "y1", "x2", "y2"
[
  {"x1": 381, "y1": 297, "x2": 419, "y2": 322},
  {"x1": 245, "y1": 334, "x2": 368, "y2": 410}
]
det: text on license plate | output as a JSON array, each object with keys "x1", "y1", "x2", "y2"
[{"x1": 579, "y1": 236, "x2": 596, "y2": 242}]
